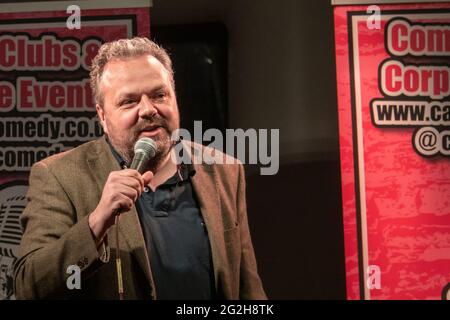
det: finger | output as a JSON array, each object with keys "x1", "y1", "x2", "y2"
[
  {"x1": 110, "y1": 174, "x2": 143, "y2": 192},
  {"x1": 142, "y1": 171, "x2": 154, "y2": 186},
  {"x1": 120, "y1": 169, "x2": 145, "y2": 191},
  {"x1": 118, "y1": 185, "x2": 140, "y2": 202},
  {"x1": 115, "y1": 196, "x2": 134, "y2": 213}
]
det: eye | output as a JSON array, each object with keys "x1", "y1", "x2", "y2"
[
  {"x1": 119, "y1": 98, "x2": 137, "y2": 106},
  {"x1": 154, "y1": 91, "x2": 168, "y2": 101}
]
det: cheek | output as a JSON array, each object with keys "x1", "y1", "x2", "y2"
[
  {"x1": 161, "y1": 102, "x2": 179, "y2": 126},
  {"x1": 113, "y1": 109, "x2": 140, "y2": 130}
]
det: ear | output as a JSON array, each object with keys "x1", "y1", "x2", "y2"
[{"x1": 96, "y1": 104, "x2": 109, "y2": 135}]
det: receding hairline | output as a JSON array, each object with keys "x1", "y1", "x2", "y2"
[
  {"x1": 90, "y1": 37, "x2": 174, "y2": 107},
  {"x1": 96, "y1": 53, "x2": 175, "y2": 107}
]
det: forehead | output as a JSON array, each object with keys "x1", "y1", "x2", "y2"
[{"x1": 100, "y1": 54, "x2": 172, "y2": 98}]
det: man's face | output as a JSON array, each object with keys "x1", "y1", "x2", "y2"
[{"x1": 96, "y1": 54, "x2": 180, "y2": 166}]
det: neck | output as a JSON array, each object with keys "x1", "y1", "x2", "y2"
[{"x1": 147, "y1": 148, "x2": 177, "y2": 191}]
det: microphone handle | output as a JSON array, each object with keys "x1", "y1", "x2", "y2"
[{"x1": 130, "y1": 152, "x2": 150, "y2": 174}]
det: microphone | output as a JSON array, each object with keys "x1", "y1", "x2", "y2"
[
  {"x1": 130, "y1": 137, "x2": 157, "y2": 173},
  {"x1": 115, "y1": 137, "x2": 157, "y2": 300}
]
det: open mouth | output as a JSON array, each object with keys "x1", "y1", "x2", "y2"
[{"x1": 140, "y1": 126, "x2": 162, "y2": 137}]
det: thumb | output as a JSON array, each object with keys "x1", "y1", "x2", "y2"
[{"x1": 142, "y1": 171, "x2": 154, "y2": 185}]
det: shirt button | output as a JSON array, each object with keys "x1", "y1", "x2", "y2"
[{"x1": 144, "y1": 186, "x2": 150, "y2": 193}]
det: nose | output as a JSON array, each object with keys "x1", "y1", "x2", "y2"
[{"x1": 138, "y1": 94, "x2": 157, "y2": 119}]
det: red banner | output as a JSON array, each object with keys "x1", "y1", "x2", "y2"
[
  {"x1": 0, "y1": 0, "x2": 151, "y2": 300},
  {"x1": 334, "y1": 1, "x2": 450, "y2": 300}
]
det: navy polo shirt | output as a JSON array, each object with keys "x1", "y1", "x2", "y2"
[{"x1": 107, "y1": 141, "x2": 216, "y2": 299}]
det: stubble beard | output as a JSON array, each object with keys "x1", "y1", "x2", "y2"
[{"x1": 106, "y1": 119, "x2": 174, "y2": 172}]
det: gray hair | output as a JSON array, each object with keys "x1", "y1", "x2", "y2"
[{"x1": 89, "y1": 37, "x2": 174, "y2": 106}]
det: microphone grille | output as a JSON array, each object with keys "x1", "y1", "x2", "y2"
[{"x1": 134, "y1": 137, "x2": 157, "y2": 158}]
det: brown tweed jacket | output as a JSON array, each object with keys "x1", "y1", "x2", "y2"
[{"x1": 13, "y1": 136, "x2": 266, "y2": 300}]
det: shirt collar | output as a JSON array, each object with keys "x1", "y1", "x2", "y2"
[{"x1": 105, "y1": 136, "x2": 128, "y2": 169}]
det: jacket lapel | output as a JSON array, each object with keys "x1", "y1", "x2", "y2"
[
  {"x1": 191, "y1": 164, "x2": 228, "y2": 297},
  {"x1": 185, "y1": 140, "x2": 229, "y2": 298},
  {"x1": 86, "y1": 137, "x2": 155, "y2": 297}
]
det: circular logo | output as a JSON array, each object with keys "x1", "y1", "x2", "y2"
[{"x1": 0, "y1": 181, "x2": 28, "y2": 300}]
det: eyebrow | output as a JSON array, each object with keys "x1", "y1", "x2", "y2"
[{"x1": 116, "y1": 85, "x2": 168, "y2": 101}]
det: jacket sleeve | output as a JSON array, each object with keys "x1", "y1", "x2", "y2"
[
  {"x1": 14, "y1": 161, "x2": 109, "y2": 299},
  {"x1": 236, "y1": 164, "x2": 267, "y2": 299}
]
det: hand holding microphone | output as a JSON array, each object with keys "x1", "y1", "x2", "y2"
[{"x1": 89, "y1": 138, "x2": 157, "y2": 243}]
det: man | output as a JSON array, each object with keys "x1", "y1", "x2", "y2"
[{"x1": 14, "y1": 37, "x2": 266, "y2": 299}]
